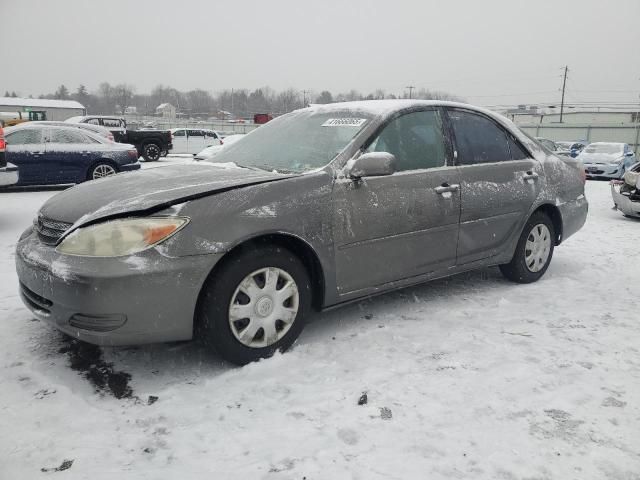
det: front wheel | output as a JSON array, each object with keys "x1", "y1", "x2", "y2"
[
  {"x1": 499, "y1": 212, "x2": 555, "y2": 283},
  {"x1": 197, "y1": 245, "x2": 312, "y2": 365},
  {"x1": 142, "y1": 142, "x2": 161, "y2": 162}
]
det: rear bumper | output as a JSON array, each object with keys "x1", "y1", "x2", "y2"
[
  {"x1": 15, "y1": 229, "x2": 222, "y2": 346},
  {"x1": 0, "y1": 162, "x2": 19, "y2": 187},
  {"x1": 611, "y1": 184, "x2": 640, "y2": 218},
  {"x1": 558, "y1": 194, "x2": 588, "y2": 242}
]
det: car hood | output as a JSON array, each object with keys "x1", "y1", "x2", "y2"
[
  {"x1": 39, "y1": 163, "x2": 296, "y2": 227},
  {"x1": 579, "y1": 152, "x2": 622, "y2": 164}
]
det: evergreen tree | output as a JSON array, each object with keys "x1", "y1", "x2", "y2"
[{"x1": 54, "y1": 84, "x2": 69, "y2": 100}]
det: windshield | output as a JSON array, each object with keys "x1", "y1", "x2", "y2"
[
  {"x1": 213, "y1": 110, "x2": 372, "y2": 173},
  {"x1": 584, "y1": 143, "x2": 622, "y2": 154}
]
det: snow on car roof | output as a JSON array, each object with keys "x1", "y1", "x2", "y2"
[
  {"x1": 0, "y1": 97, "x2": 85, "y2": 110},
  {"x1": 303, "y1": 99, "x2": 488, "y2": 117}
]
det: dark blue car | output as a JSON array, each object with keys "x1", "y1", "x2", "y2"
[{"x1": 4, "y1": 124, "x2": 140, "y2": 186}]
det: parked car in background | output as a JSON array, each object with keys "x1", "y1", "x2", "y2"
[
  {"x1": 578, "y1": 142, "x2": 637, "y2": 179},
  {"x1": 33, "y1": 121, "x2": 115, "y2": 141},
  {"x1": 535, "y1": 137, "x2": 558, "y2": 152},
  {"x1": 555, "y1": 141, "x2": 586, "y2": 158},
  {"x1": 194, "y1": 134, "x2": 245, "y2": 161},
  {"x1": 611, "y1": 162, "x2": 640, "y2": 218},
  {"x1": 15, "y1": 100, "x2": 587, "y2": 365},
  {"x1": 170, "y1": 128, "x2": 222, "y2": 154},
  {"x1": 65, "y1": 116, "x2": 173, "y2": 162},
  {"x1": 0, "y1": 125, "x2": 19, "y2": 187},
  {"x1": 4, "y1": 123, "x2": 140, "y2": 185}
]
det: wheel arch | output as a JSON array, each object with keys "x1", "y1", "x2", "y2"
[
  {"x1": 199, "y1": 232, "x2": 327, "y2": 311},
  {"x1": 532, "y1": 203, "x2": 563, "y2": 245}
]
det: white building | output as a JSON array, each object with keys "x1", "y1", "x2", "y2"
[
  {"x1": 0, "y1": 97, "x2": 86, "y2": 121},
  {"x1": 155, "y1": 103, "x2": 176, "y2": 118}
]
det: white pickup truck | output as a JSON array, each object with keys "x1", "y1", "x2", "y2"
[{"x1": 0, "y1": 126, "x2": 18, "y2": 187}]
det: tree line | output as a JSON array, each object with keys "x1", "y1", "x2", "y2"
[{"x1": 6, "y1": 83, "x2": 463, "y2": 119}]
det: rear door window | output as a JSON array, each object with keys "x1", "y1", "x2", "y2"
[
  {"x1": 86, "y1": 118, "x2": 101, "y2": 125},
  {"x1": 508, "y1": 136, "x2": 530, "y2": 160},
  {"x1": 50, "y1": 129, "x2": 97, "y2": 144},
  {"x1": 102, "y1": 118, "x2": 124, "y2": 128},
  {"x1": 448, "y1": 110, "x2": 511, "y2": 165}
]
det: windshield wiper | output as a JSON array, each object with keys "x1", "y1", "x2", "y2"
[{"x1": 251, "y1": 164, "x2": 299, "y2": 174}]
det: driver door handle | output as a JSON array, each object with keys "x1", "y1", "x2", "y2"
[{"x1": 434, "y1": 183, "x2": 460, "y2": 194}]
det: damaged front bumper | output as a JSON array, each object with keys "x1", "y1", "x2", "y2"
[{"x1": 15, "y1": 227, "x2": 223, "y2": 346}]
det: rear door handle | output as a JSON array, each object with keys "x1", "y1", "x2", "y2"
[
  {"x1": 434, "y1": 183, "x2": 460, "y2": 194},
  {"x1": 523, "y1": 171, "x2": 539, "y2": 181}
]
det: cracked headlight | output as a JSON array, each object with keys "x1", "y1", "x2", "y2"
[{"x1": 56, "y1": 217, "x2": 189, "y2": 257}]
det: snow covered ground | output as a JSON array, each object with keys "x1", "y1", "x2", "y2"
[{"x1": 1, "y1": 178, "x2": 638, "y2": 479}]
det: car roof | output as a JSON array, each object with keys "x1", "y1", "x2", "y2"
[
  {"x1": 303, "y1": 99, "x2": 494, "y2": 117},
  {"x1": 5, "y1": 123, "x2": 107, "y2": 140}
]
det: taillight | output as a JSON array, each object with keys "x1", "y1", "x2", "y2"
[{"x1": 0, "y1": 127, "x2": 5, "y2": 151}]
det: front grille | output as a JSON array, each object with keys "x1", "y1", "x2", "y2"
[
  {"x1": 20, "y1": 282, "x2": 53, "y2": 314},
  {"x1": 35, "y1": 215, "x2": 72, "y2": 245}
]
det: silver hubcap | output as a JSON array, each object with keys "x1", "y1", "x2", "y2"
[
  {"x1": 229, "y1": 267, "x2": 299, "y2": 348},
  {"x1": 92, "y1": 164, "x2": 116, "y2": 179},
  {"x1": 525, "y1": 224, "x2": 551, "y2": 272}
]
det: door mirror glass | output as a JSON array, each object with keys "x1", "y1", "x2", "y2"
[
  {"x1": 347, "y1": 152, "x2": 397, "y2": 179},
  {"x1": 625, "y1": 151, "x2": 634, "y2": 157}
]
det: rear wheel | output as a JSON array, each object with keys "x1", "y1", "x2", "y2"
[
  {"x1": 197, "y1": 245, "x2": 311, "y2": 365},
  {"x1": 142, "y1": 142, "x2": 161, "y2": 162},
  {"x1": 87, "y1": 162, "x2": 117, "y2": 181},
  {"x1": 499, "y1": 212, "x2": 555, "y2": 283}
]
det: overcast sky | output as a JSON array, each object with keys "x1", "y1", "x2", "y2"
[{"x1": 1, "y1": 0, "x2": 639, "y2": 107}]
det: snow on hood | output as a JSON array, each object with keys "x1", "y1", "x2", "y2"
[
  {"x1": 38, "y1": 163, "x2": 295, "y2": 228},
  {"x1": 578, "y1": 152, "x2": 623, "y2": 164}
]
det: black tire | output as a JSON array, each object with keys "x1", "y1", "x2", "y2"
[
  {"x1": 142, "y1": 142, "x2": 161, "y2": 162},
  {"x1": 160, "y1": 149, "x2": 168, "y2": 157},
  {"x1": 499, "y1": 212, "x2": 555, "y2": 284},
  {"x1": 86, "y1": 161, "x2": 117, "y2": 181},
  {"x1": 197, "y1": 245, "x2": 312, "y2": 365}
]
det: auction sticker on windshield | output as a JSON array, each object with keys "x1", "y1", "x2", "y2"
[{"x1": 321, "y1": 118, "x2": 367, "y2": 127}]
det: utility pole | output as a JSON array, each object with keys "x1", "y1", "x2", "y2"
[
  {"x1": 559, "y1": 66, "x2": 568, "y2": 123},
  {"x1": 231, "y1": 88, "x2": 234, "y2": 117},
  {"x1": 405, "y1": 85, "x2": 415, "y2": 99},
  {"x1": 301, "y1": 89, "x2": 310, "y2": 107}
]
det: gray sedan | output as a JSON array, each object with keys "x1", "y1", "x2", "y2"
[{"x1": 16, "y1": 100, "x2": 588, "y2": 365}]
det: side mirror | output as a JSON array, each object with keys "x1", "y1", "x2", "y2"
[
  {"x1": 346, "y1": 152, "x2": 397, "y2": 179},
  {"x1": 625, "y1": 151, "x2": 634, "y2": 157}
]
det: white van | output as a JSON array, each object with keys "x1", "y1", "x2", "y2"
[{"x1": 170, "y1": 128, "x2": 221, "y2": 154}]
